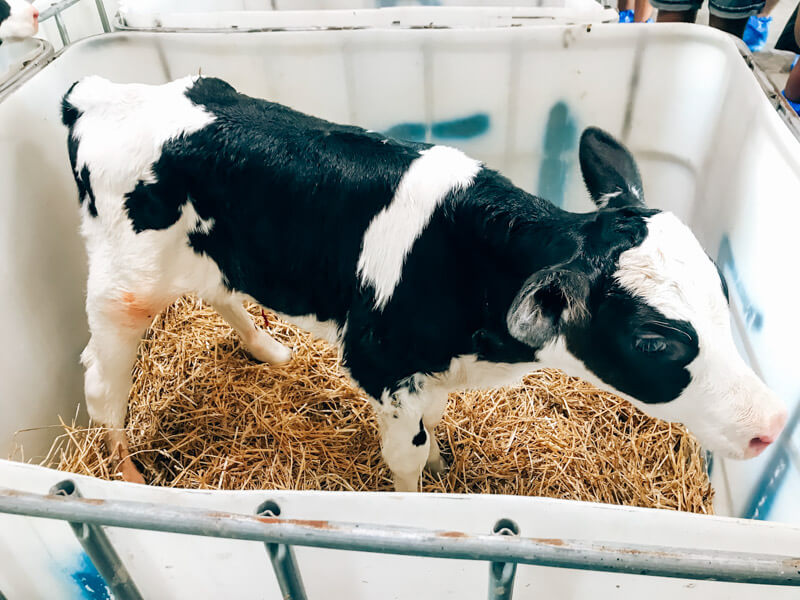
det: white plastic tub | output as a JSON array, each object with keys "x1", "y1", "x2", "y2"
[
  {"x1": 0, "y1": 23, "x2": 799, "y2": 598},
  {"x1": 116, "y1": 0, "x2": 618, "y2": 30}
]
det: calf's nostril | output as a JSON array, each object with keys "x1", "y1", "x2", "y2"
[{"x1": 749, "y1": 436, "x2": 773, "y2": 451}]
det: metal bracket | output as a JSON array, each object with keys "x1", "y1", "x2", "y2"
[
  {"x1": 256, "y1": 500, "x2": 308, "y2": 600},
  {"x1": 39, "y1": 0, "x2": 111, "y2": 47},
  {"x1": 50, "y1": 480, "x2": 143, "y2": 600},
  {"x1": 489, "y1": 519, "x2": 520, "y2": 600}
]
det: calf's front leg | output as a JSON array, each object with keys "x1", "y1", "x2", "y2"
[
  {"x1": 373, "y1": 388, "x2": 433, "y2": 492},
  {"x1": 423, "y1": 390, "x2": 449, "y2": 475}
]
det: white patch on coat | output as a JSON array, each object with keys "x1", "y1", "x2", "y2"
[
  {"x1": 273, "y1": 312, "x2": 342, "y2": 345},
  {"x1": 68, "y1": 76, "x2": 213, "y2": 207},
  {"x1": 596, "y1": 189, "x2": 621, "y2": 208},
  {"x1": 357, "y1": 145, "x2": 481, "y2": 309},
  {"x1": 612, "y1": 212, "x2": 786, "y2": 458},
  {"x1": 0, "y1": 0, "x2": 38, "y2": 40},
  {"x1": 422, "y1": 353, "x2": 537, "y2": 393}
]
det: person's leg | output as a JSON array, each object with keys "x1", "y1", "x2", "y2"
[
  {"x1": 783, "y1": 11, "x2": 800, "y2": 107},
  {"x1": 709, "y1": 13, "x2": 750, "y2": 36},
  {"x1": 709, "y1": 0, "x2": 765, "y2": 38},
  {"x1": 634, "y1": 0, "x2": 655, "y2": 21},
  {"x1": 775, "y1": 2, "x2": 800, "y2": 51},
  {"x1": 784, "y1": 63, "x2": 800, "y2": 102},
  {"x1": 651, "y1": 0, "x2": 700, "y2": 21},
  {"x1": 656, "y1": 8, "x2": 698, "y2": 21}
]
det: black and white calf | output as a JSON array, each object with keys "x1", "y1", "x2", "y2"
[
  {"x1": 0, "y1": 0, "x2": 38, "y2": 41},
  {"x1": 62, "y1": 76, "x2": 787, "y2": 490}
]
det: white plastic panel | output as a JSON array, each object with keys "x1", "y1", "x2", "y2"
[
  {"x1": 117, "y1": 2, "x2": 617, "y2": 31},
  {"x1": 3, "y1": 461, "x2": 800, "y2": 599}
]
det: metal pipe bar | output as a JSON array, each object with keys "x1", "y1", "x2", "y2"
[
  {"x1": 256, "y1": 500, "x2": 308, "y2": 600},
  {"x1": 93, "y1": 0, "x2": 111, "y2": 32},
  {"x1": 38, "y1": 0, "x2": 82, "y2": 22},
  {"x1": 488, "y1": 519, "x2": 519, "y2": 600},
  {"x1": 52, "y1": 11, "x2": 70, "y2": 46},
  {"x1": 49, "y1": 481, "x2": 143, "y2": 600},
  {"x1": 1, "y1": 486, "x2": 799, "y2": 586}
]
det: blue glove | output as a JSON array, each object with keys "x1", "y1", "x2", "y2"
[
  {"x1": 618, "y1": 9, "x2": 634, "y2": 22},
  {"x1": 743, "y1": 15, "x2": 771, "y2": 52}
]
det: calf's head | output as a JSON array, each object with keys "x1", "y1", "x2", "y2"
[
  {"x1": 0, "y1": 0, "x2": 38, "y2": 41},
  {"x1": 508, "y1": 127, "x2": 787, "y2": 459}
]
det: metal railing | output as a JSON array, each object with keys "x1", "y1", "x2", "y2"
[
  {"x1": 38, "y1": 0, "x2": 110, "y2": 46},
  {"x1": 1, "y1": 481, "x2": 800, "y2": 600}
]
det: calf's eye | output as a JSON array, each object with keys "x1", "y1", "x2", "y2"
[{"x1": 634, "y1": 333, "x2": 668, "y2": 354}]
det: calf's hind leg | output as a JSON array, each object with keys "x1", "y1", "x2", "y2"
[{"x1": 82, "y1": 292, "x2": 166, "y2": 483}]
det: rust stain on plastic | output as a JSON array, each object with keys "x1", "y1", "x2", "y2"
[
  {"x1": 783, "y1": 558, "x2": 800, "y2": 571},
  {"x1": 79, "y1": 497, "x2": 105, "y2": 506},
  {"x1": 439, "y1": 531, "x2": 468, "y2": 538},
  {"x1": 205, "y1": 512, "x2": 335, "y2": 530},
  {"x1": 254, "y1": 516, "x2": 334, "y2": 530}
]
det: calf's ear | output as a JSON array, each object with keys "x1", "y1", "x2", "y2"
[
  {"x1": 579, "y1": 127, "x2": 645, "y2": 210},
  {"x1": 507, "y1": 266, "x2": 590, "y2": 348}
]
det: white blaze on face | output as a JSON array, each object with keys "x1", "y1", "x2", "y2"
[
  {"x1": 613, "y1": 212, "x2": 787, "y2": 458},
  {"x1": 0, "y1": 0, "x2": 38, "y2": 40}
]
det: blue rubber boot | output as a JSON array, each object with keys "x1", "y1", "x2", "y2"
[
  {"x1": 782, "y1": 89, "x2": 800, "y2": 114},
  {"x1": 743, "y1": 15, "x2": 771, "y2": 52},
  {"x1": 618, "y1": 9, "x2": 634, "y2": 22}
]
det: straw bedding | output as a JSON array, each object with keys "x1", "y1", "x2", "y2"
[{"x1": 43, "y1": 296, "x2": 713, "y2": 513}]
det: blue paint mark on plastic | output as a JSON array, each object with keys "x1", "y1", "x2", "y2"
[
  {"x1": 743, "y1": 444, "x2": 791, "y2": 520},
  {"x1": 431, "y1": 113, "x2": 490, "y2": 140},
  {"x1": 384, "y1": 122, "x2": 427, "y2": 142},
  {"x1": 717, "y1": 235, "x2": 764, "y2": 331},
  {"x1": 703, "y1": 449, "x2": 714, "y2": 478},
  {"x1": 743, "y1": 408, "x2": 800, "y2": 520},
  {"x1": 70, "y1": 553, "x2": 112, "y2": 600},
  {"x1": 537, "y1": 101, "x2": 577, "y2": 208},
  {"x1": 384, "y1": 112, "x2": 491, "y2": 143}
]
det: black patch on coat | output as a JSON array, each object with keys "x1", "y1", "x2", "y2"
[
  {"x1": 565, "y1": 285, "x2": 699, "y2": 404},
  {"x1": 77, "y1": 166, "x2": 97, "y2": 217},
  {"x1": 62, "y1": 81, "x2": 97, "y2": 216},
  {"x1": 61, "y1": 81, "x2": 81, "y2": 128},
  {"x1": 0, "y1": 2, "x2": 10, "y2": 26},
  {"x1": 412, "y1": 419, "x2": 427, "y2": 447}
]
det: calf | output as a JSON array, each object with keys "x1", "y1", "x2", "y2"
[
  {"x1": 0, "y1": 0, "x2": 38, "y2": 41},
  {"x1": 62, "y1": 75, "x2": 787, "y2": 490}
]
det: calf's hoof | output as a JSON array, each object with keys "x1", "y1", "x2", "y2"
[
  {"x1": 118, "y1": 456, "x2": 145, "y2": 485},
  {"x1": 426, "y1": 455, "x2": 449, "y2": 476}
]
